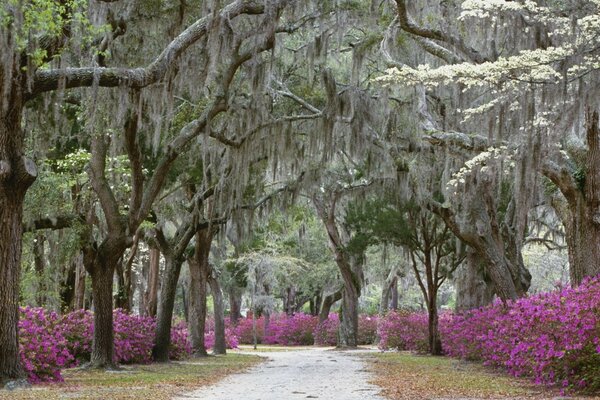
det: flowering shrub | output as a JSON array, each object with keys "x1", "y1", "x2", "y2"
[
  {"x1": 170, "y1": 320, "x2": 193, "y2": 360},
  {"x1": 58, "y1": 309, "x2": 94, "y2": 365},
  {"x1": 268, "y1": 314, "x2": 318, "y2": 345},
  {"x1": 313, "y1": 314, "x2": 339, "y2": 346},
  {"x1": 113, "y1": 309, "x2": 156, "y2": 364},
  {"x1": 358, "y1": 315, "x2": 378, "y2": 345},
  {"x1": 19, "y1": 307, "x2": 73, "y2": 383},
  {"x1": 441, "y1": 277, "x2": 600, "y2": 392},
  {"x1": 377, "y1": 310, "x2": 429, "y2": 352},
  {"x1": 204, "y1": 327, "x2": 240, "y2": 350},
  {"x1": 235, "y1": 316, "x2": 265, "y2": 344}
]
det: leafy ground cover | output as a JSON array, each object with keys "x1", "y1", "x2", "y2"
[
  {"x1": 0, "y1": 354, "x2": 263, "y2": 400},
  {"x1": 366, "y1": 352, "x2": 591, "y2": 400}
]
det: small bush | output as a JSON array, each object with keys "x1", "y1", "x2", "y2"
[{"x1": 19, "y1": 307, "x2": 73, "y2": 383}]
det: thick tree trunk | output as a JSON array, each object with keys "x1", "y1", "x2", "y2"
[
  {"x1": 427, "y1": 297, "x2": 442, "y2": 355},
  {"x1": 0, "y1": 189, "x2": 28, "y2": 383},
  {"x1": 153, "y1": 255, "x2": 184, "y2": 362},
  {"x1": 559, "y1": 110, "x2": 600, "y2": 284},
  {"x1": 88, "y1": 260, "x2": 116, "y2": 368},
  {"x1": 188, "y1": 260, "x2": 208, "y2": 356},
  {"x1": 455, "y1": 249, "x2": 495, "y2": 311},
  {"x1": 319, "y1": 289, "x2": 342, "y2": 323},
  {"x1": 0, "y1": 93, "x2": 37, "y2": 382},
  {"x1": 338, "y1": 285, "x2": 359, "y2": 348},
  {"x1": 208, "y1": 273, "x2": 226, "y2": 355}
]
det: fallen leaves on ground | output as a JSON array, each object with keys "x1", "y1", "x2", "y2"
[
  {"x1": 366, "y1": 352, "x2": 600, "y2": 400},
  {"x1": 0, "y1": 354, "x2": 263, "y2": 400}
]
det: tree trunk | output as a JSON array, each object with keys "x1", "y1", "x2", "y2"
[
  {"x1": 455, "y1": 249, "x2": 495, "y2": 311},
  {"x1": 88, "y1": 259, "x2": 117, "y2": 368},
  {"x1": 144, "y1": 247, "x2": 160, "y2": 317},
  {"x1": 427, "y1": 295, "x2": 442, "y2": 355},
  {"x1": 114, "y1": 260, "x2": 127, "y2": 310},
  {"x1": 319, "y1": 289, "x2": 342, "y2": 323},
  {"x1": 228, "y1": 287, "x2": 242, "y2": 324},
  {"x1": 60, "y1": 257, "x2": 77, "y2": 312},
  {"x1": 187, "y1": 260, "x2": 208, "y2": 356},
  {"x1": 390, "y1": 277, "x2": 399, "y2": 310},
  {"x1": 208, "y1": 273, "x2": 226, "y2": 355},
  {"x1": 188, "y1": 230, "x2": 212, "y2": 356},
  {"x1": 153, "y1": 255, "x2": 184, "y2": 362},
  {"x1": 559, "y1": 110, "x2": 600, "y2": 284},
  {"x1": 0, "y1": 187, "x2": 29, "y2": 383},
  {"x1": 0, "y1": 91, "x2": 37, "y2": 382},
  {"x1": 74, "y1": 253, "x2": 86, "y2": 310},
  {"x1": 338, "y1": 285, "x2": 359, "y2": 348},
  {"x1": 33, "y1": 233, "x2": 46, "y2": 306}
]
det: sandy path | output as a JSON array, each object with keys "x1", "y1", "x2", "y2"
[{"x1": 174, "y1": 348, "x2": 385, "y2": 400}]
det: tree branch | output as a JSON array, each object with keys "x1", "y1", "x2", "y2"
[{"x1": 27, "y1": 0, "x2": 268, "y2": 99}]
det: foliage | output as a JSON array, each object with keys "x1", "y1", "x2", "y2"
[
  {"x1": 313, "y1": 314, "x2": 339, "y2": 346},
  {"x1": 18, "y1": 307, "x2": 73, "y2": 383},
  {"x1": 441, "y1": 276, "x2": 600, "y2": 393},
  {"x1": 169, "y1": 320, "x2": 193, "y2": 360},
  {"x1": 21, "y1": 309, "x2": 194, "y2": 383},
  {"x1": 263, "y1": 313, "x2": 318, "y2": 346},
  {"x1": 377, "y1": 310, "x2": 429, "y2": 353}
]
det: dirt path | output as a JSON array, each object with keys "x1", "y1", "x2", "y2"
[{"x1": 174, "y1": 348, "x2": 384, "y2": 400}]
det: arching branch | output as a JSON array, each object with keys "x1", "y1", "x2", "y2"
[{"x1": 27, "y1": 0, "x2": 269, "y2": 99}]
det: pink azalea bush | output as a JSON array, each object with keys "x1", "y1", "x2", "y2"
[
  {"x1": 235, "y1": 316, "x2": 265, "y2": 344},
  {"x1": 19, "y1": 307, "x2": 73, "y2": 383},
  {"x1": 441, "y1": 277, "x2": 600, "y2": 392},
  {"x1": 313, "y1": 314, "x2": 339, "y2": 346},
  {"x1": 358, "y1": 314, "x2": 378, "y2": 345},
  {"x1": 112, "y1": 309, "x2": 156, "y2": 364},
  {"x1": 204, "y1": 327, "x2": 240, "y2": 350},
  {"x1": 264, "y1": 313, "x2": 318, "y2": 345},
  {"x1": 377, "y1": 310, "x2": 429, "y2": 352},
  {"x1": 58, "y1": 308, "x2": 94, "y2": 365},
  {"x1": 170, "y1": 320, "x2": 193, "y2": 360},
  {"x1": 21, "y1": 308, "x2": 194, "y2": 383}
]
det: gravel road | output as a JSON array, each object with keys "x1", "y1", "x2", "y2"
[{"x1": 174, "y1": 347, "x2": 385, "y2": 400}]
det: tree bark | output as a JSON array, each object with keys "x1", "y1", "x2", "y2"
[
  {"x1": 0, "y1": 86, "x2": 37, "y2": 382},
  {"x1": 228, "y1": 287, "x2": 242, "y2": 324},
  {"x1": 548, "y1": 109, "x2": 600, "y2": 284},
  {"x1": 455, "y1": 249, "x2": 495, "y2": 311},
  {"x1": 33, "y1": 233, "x2": 46, "y2": 306},
  {"x1": 89, "y1": 263, "x2": 116, "y2": 368},
  {"x1": 84, "y1": 238, "x2": 126, "y2": 368},
  {"x1": 153, "y1": 255, "x2": 184, "y2": 362},
  {"x1": 338, "y1": 284, "x2": 359, "y2": 347},
  {"x1": 319, "y1": 288, "x2": 342, "y2": 323},
  {"x1": 144, "y1": 247, "x2": 160, "y2": 317},
  {"x1": 74, "y1": 252, "x2": 86, "y2": 310},
  {"x1": 208, "y1": 272, "x2": 226, "y2": 355},
  {"x1": 60, "y1": 257, "x2": 77, "y2": 312},
  {"x1": 390, "y1": 277, "x2": 399, "y2": 310},
  {"x1": 188, "y1": 229, "x2": 211, "y2": 356}
]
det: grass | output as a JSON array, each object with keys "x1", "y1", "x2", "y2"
[
  {"x1": 366, "y1": 351, "x2": 578, "y2": 400},
  {"x1": 0, "y1": 354, "x2": 263, "y2": 400}
]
